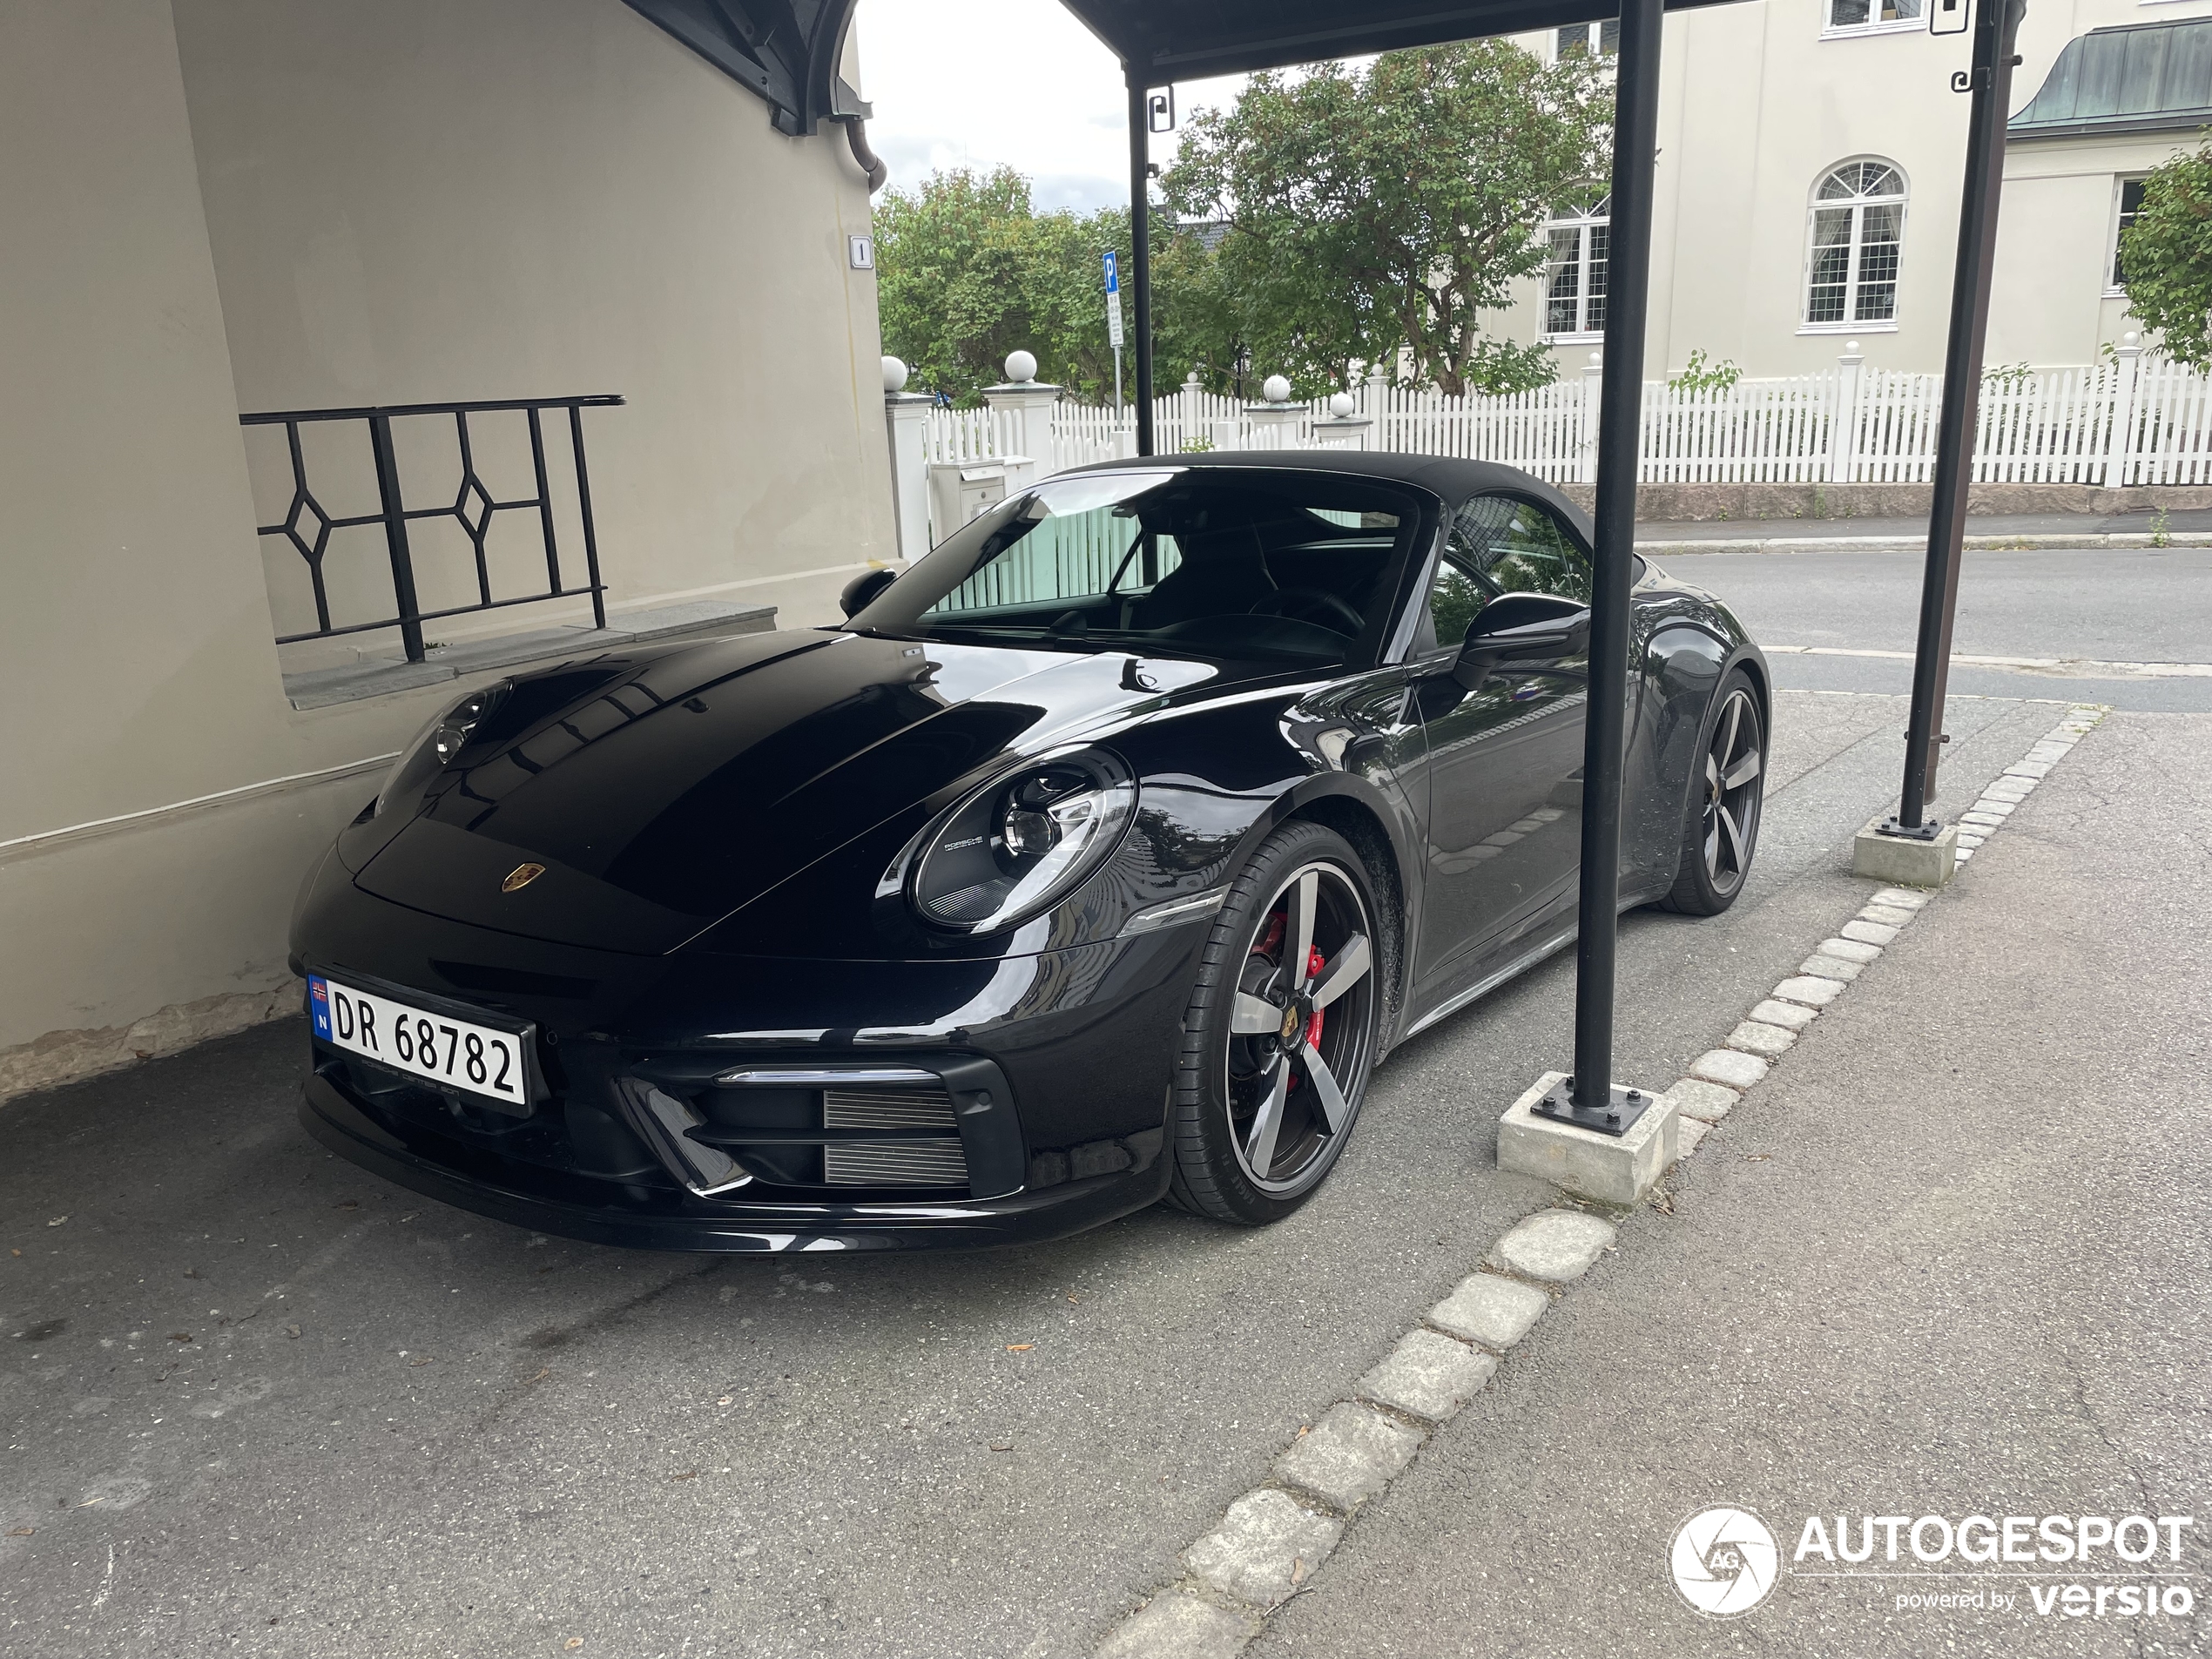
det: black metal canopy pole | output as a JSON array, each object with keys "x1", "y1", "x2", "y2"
[
  {"x1": 1127, "y1": 74, "x2": 1157, "y2": 456},
  {"x1": 1886, "y1": 0, "x2": 2026, "y2": 835},
  {"x1": 1534, "y1": 0, "x2": 1664, "y2": 1138}
]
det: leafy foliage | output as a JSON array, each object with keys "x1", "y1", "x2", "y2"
[
  {"x1": 1161, "y1": 42, "x2": 1613, "y2": 396},
  {"x1": 873, "y1": 167, "x2": 1224, "y2": 406},
  {"x1": 1669, "y1": 348, "x2": 1743, "y2": 395},
  {"x1": 2119, "y1": 145, "x2": 2212, "y2": 371}
]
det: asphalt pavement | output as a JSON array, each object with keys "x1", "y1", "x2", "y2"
[
  {"x1": 1258, "y1": 709, "x2": 2212, "y2": 1658},
  {"x1": 3, "y1": 536, "x2": 2195, "y2": 1656},
  {"x1": 0, "y1": 683, "x2": 2077, "y2": 1659},
  {"x1": 1659, "y1": 543, "x2": 2212, "y2": 712}
]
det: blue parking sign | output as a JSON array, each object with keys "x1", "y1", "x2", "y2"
[{"x1": 1103, "y1": 251, "x2": 1119, "y2": 293}]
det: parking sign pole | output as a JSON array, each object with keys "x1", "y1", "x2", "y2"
[{"x1": 1560, "y1": 0, "x2": 1662, "y2": 1135}]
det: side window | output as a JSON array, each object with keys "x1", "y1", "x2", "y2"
[
  {"x1": 1481, "y1": 500, "x2": 1593, "y2": 604},
  {"x1": 1425, "y1": 556, "x2": 1490, "y2": 651}
]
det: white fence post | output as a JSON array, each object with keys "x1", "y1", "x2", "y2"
[
  {"x1": 981, "y1": 349, "x2": 1059, "y2": 488},
  {"x1": 1178, "y1": 372, "x2": 1203, "y2": 455},
  {"x1": 2102, "y1": 333, "x2": 2143, "y2": 489},
  {"x1": 1826, "y1": 341, "x2": 1864, "y2": 486},
  {"x1": 1246, "y1": 374, "x2": 1301, "y2": 449},
  {"x1": 881, "y1": 357, "x2": 933, "y2": 560},
  {"x1": 1576, "y1": 353, "x2": 1603, "y2": 484}
]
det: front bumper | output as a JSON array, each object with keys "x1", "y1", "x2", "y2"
[
  {"x1": 289, "y1": 855, "x2": 1198, "y2": 1251},
  {"x1": 300, "y1": 1070, "x2": 1164, "y2": 1251}
]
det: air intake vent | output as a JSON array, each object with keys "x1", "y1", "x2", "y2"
[{"x1": 821, "y1": 1088, "x2": 968, "y2": 1188}]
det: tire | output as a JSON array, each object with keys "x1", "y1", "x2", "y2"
[
  {"x1": 1165, "y1": 820, "x2": 1383, "y2": 1225},
  {"x1": 1659, "y1": 668, "x2": 1766, "y2": 916}
]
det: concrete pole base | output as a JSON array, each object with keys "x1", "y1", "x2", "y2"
[
  {"x1": 1851, "y1": 816, "x2": 1959, "y2": 888},
  {"x1": 1498, "y1": 1069, "x2": 1676, "y2": 1204}
]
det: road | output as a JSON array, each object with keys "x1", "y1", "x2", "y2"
[
  {"x1": 3, "y1": 685, "x2": 2082, "y2": 1658},
  {"x1": 1259, "y1": 710, "x2": 2212, "y2": 1657},
  {"x1": 1664, "y1": 542, "x2": 2212, "y2": 712},
  {"x1": 5, "y1": 529, "x2": 2200, "y2": 1656}
]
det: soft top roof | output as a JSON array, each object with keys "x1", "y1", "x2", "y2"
[{"x1": 1052, "y1": 449, "x2": 1595, "y2": 545}]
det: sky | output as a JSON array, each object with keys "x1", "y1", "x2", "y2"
[{"x1": 852, "y1": 0, "x2": 1247, "y2": 213}]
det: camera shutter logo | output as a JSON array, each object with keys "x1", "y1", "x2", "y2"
[{"x1": 1671, "y1": 1506, "x2": 1780, "y2": 1616}]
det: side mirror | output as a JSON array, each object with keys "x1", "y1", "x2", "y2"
[
  {"x1": 1451, "y1": 597, "x2": 1590, "y2": 691},
  {"x1": 840, "y1": 566, "x2": 899, "y2": 618}
]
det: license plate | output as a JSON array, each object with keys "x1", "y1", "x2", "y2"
[{"x1": 308, "y1": 974, "x2": 533, "y2": 1109}]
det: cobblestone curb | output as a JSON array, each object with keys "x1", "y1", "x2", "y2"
[{"x1": 1088, "y1": 703, "x2": 2107, "y2": 1657}]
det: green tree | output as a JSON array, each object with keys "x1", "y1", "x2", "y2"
[
  {"x1": 874, "y1": 169, "x2": 1232, "y2": 405},
  {"x1": 1162, "y1": 42, "x2": 1614, "y2": 396},
  {"x1": 2120, "y1": 144, "x2": 2212, "y2": 370}
]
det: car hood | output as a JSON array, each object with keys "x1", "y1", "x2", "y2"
[{"x1": 354, "y1": 630, "x2": 1223, "y2": 954}]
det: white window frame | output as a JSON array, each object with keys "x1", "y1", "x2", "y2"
[
  {"x1": 1541, "y1": 199, "x2": 1610, "y2": 343},
  {"x1": 2108, "y1": 175, "x2": 2148, "y2": 296},
  {"x1": 1799, "y1": 159, "x2": 1909, "y2": 335},
  {"x1": 1551, "y1": 19, "x2": 1619, "y2": 62},
  {"x1": 1821, "y1": 0, "x2": 1925, "y2": 39}
]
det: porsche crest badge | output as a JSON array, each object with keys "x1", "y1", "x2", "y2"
[{"x1": 502, "y1": 862, "x2": 546, "y2": 894}]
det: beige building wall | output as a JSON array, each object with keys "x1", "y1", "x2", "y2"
[
  {"x1": 1498, "y1": 0, "x2": 2212, "y2": 378},
  {"x1": 1, "y1": 0, "x2": 888, "y2": 1098}
]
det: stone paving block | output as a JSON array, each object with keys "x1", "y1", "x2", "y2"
[
  {"x1": 1984, "y1": 776, "x2": 2035, "y2": 800},
  {"x1": 1691, "y1": 1049, "x2": 1770, "y2": 1089},
  {"x1": 1750, "y1": 998, "x2": 1817, "y2": 1031},
  {"x1": 1426, "y1": 1273, "x2": 1549, "y2": 1351},
  {"x1": 1858, "y1": 903, "x2": 1918, "y2": 928},
  {"x1": 1095, "y1": 1590, "x2": 1258, "y2": 1659},
  {"x1": 1665, "y1": 1077, "x2": 1741, "y2": 1122},
  {"x1": 1870, "y1": 887, "x2": 1930, "y2": 909},
  {"x1": 1676, "y1": 1116, "x2": 1713, "y2": 1158},
  {"x1": 1184, "y1": 1489, "x2": 1343, "y2": 1611},
  {"x1": 1273, "y1": 1403, "x2": 1422, "y2": 1512},
  {"x1": 1959, "y1": 813, "x2": 2006, "y2": 828},
  {"x1": 1799, "y1": 954, "x2": 1865, "y2": 981},
  {"x1": 1357, "y1": 1329, "x2": 1499, "y2": 1424},
  {"x1": 1971, "y1": 797, "x2": 2017, "y2": 813},
  {"x1": 1727, "y1": 1021, "x2": 1797, "y2": 1058},
  {"x1": 1487, "y1": 1209, "x2": 1617, "y2": 1283},
  {"x1": 2006, "y1": 759, "x2": 2054, "y2": 779},
  {"x1": 1839, "y1": 919, "x2": 1900, "y2": 947},
  {"x1": 1957, "y1": 833, "x2": 1986, "y2": 849},
  {"x1": 1773, "y1": 974, "x2": 1846, "y2": 1007},
  {"x1": 1819, "y1": 937, "x2": 1883, "y2": 963}
]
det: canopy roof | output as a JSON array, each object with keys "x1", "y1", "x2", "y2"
[
  {"x1": 1055, "y1": 0, "x2": 1744, "y2": 81},
  {"x1": 2010, "y1": 17, "x2": 2212, "y2": 142}
]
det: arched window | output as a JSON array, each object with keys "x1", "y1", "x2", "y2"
[
  {"x1": 1542, "y1": 195, "x2": 1611, "y2": 340},
  {"x1": 1805, "y1": 161, "x2": 1906, "y2": 327}
]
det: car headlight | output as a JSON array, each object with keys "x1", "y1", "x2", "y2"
[
  {"x1": 374, "y1": 681, "x2": 511, "y2": 815},
  {"x1": 910, "y1": 750, "x2": 1136, "y2": 934}
]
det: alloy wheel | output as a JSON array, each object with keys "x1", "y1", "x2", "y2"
[
  {"x1": 1222, "y1": 861, "x2": 1378, "y2": 1195},
  {"x1": 1703, "y1": 687, "x2": 1764, "y2": 897}
]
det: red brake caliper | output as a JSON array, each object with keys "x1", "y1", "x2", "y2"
[{"x1": 1305, "y1": 947, "x2": 1326, "y2": 1049}]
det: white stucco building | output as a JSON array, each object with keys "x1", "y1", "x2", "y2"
[
  {"x1": 1, "y1": 0, "x2": 887, "y2": 1098},
  {"x1": 1501, "y1": 0, "x2": 2212, "y2": 377}
]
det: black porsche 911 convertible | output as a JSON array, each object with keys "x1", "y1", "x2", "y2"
[{"x1": 290, "y1": 452, "x2": 1767, "y2": 1251}]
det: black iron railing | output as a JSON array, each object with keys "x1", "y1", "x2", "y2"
[{"x1": 240, "y1": 395, "x2": 623, "y2": 662}]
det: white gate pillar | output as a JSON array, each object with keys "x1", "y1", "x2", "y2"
[
  {"x1": 1577, "y1": 353, "x2": 1604, "y2": 484},
  {"x1": 2101, "y1": 332, "x2": 2144, "y2": 489},
  {"x1": 1246, "y1": 374, "x2": 1302, "y2": 450},
  {"x1": 981, "y1": 350, "x2": 1062, "y2": 483},
  {"x1": 1826, "y1": 341, "x2": 1865, "y2": 485},
  {"x1": 881, "y1": 357, "x2": 933, "y2": 563}
]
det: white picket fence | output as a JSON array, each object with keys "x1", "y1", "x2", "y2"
[{"x1": 921, "y1": 346, "x2": 2212, "y2": 493}]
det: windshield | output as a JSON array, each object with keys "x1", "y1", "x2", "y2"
[{"x1": 847, "y1": 468, "x2": 1428, "y2": 667}]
